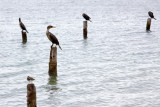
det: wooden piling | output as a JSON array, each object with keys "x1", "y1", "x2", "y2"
[
  {"x1": 146, "y1": 18, "x2": 151, "y2": 31},
  {"x1": 22, "y1": 31, "x2": 27, "y2": 43},
  {"x1": 27, "y1": 83, "x2": 37, "y2": 107},
  {"x1": 83, "y1": 21, "x2": 88, "y2": 38},
  {"x1": 49, "y1": 46, "x2": 57, "y2": 76}
]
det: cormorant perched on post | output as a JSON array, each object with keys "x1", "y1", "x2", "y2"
[
  {"x1": 82, "y1": 13, "x2": 92, "y2": 22},
  {"x1": 27, "y1": 76, "x2": 35, "y2": 82},
  {"x1": 19, "y1": 18, "x2": 29, "y2": 33},
  {"x1": 148, "y1": 11, "x2": 156, "y2": 20},
  {"x1": 46, "y1": 25, "x2": 62, "y2": 50}
]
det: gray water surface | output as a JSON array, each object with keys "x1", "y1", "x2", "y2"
[{"x1": 1, "y1": 0, "x2": 160, "y2": 107}]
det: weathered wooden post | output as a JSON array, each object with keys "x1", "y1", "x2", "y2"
[
  {"x1": 83, "y1": 21, "x2": 88, "y2": 39},
  {"x1": 49, "y1": 46, "x2": 57, "y2": 76},
  {"x1": 22, "y1": 31, "x2": 27, "y2": 43},
  {"x1": 27, "y1": 83, "x2": 36, "y2": 107},
  {"x1": 146, "y1": 18, "x2": 151, "y2": 31}
]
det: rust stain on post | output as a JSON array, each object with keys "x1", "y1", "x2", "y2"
[
  {"x1": 146, "y1": 18, "x2": 151, "y2": 31},
  {"x1": 49, "y1": 46, "x2": 57, "y2": 76},
  {"x1": 22, "y1": 31, "x2": 27, "y2": 43},
  {"x1": 27, "y1": 84, "x2": 37, "y2": 107},
  {"x1": 83, "y1": 21, "x2": 88, "y2": 39}
]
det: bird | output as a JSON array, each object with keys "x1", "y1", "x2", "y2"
[
  {"x1": 148, "y1": 11, "x2": 156, "y2": 20},
  {"x1": 46, "y1": 25, "x2": 62, "y2": 50},
  {"x1": 82, "y1": 13, "x2": 92, "y2": 22},
  {"x1": 27, "y1": 76, "x2": 35, "y2": 82},
  {"x1": 19, "y1": 18, "x2": 29, "y2": 33}
]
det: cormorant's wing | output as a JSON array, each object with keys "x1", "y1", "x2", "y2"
[
  {"x1": 150, "y1": 12, "x2": 153, "y2": 17},
  {"x1": 21, "y1": 22, "x2": 27, "y2": 30},
  {"x1": 88, "y1": 15, "x2": 91, "y2": 19},
  {"x1": 49, "y1": 32, "x2": 59, "y2": 45}
]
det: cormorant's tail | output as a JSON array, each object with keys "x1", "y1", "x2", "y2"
[
  {"x1": 26, "y1": 30, "x2": 29, "y2": 33},
  {"x1": 59, "y1": 45, "x2": 62, "y2": 50},
  {"x1": 154, "y1": 18, "x2": 156, "y2": 20},
  {"x1": 89, "y1": 20, "x2": 92, "y2": 22}
]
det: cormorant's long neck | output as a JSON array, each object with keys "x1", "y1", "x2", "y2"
[
  {"x1": 46, "y1": 28, "x2": 51, "y2": 40},
  {"x1": 47, "y1": 28, "x2": 50, "y2": 33},
  {"x1": 46, "y1": 29, "x2": 50, "y2": 36}
]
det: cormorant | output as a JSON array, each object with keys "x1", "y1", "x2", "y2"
[
  {"x1": 19, "y1": 18, "x2": 29, "y2": 33},
  {"x1": 82, "y1": 13, "x2": 92, "y2": 22},
  {"x1": 46, "y1": 25, "x2": 62, "y2": 50},
  {"x1": 148, "y1": 11, "x2": 156, "y2": 20},
  {"x1": 27, "y1": 76, "x2": 35, "y2": 82}
]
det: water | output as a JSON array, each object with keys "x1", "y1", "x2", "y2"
[{"x1": 1, "y1": 0, "x2": 160, "y2": 106}]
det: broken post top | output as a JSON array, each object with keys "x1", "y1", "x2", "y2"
[
  {"x1": 27, "y1": 83, "x2": 36, "y2": 107},
  {"x1": 27, "y1": 84, "x2": 36, "y2": 92},
  {"x1": 50, "y1": 46, "x2": 57, "y2": 62},
  {"x1": 83, "y1": 21, "x2": 88, "y2": 29},
  {"x1": 49, "y1": 46, "x2": 57, "y2": 76},
  {"x1": 146, "y1": 18, "x2": 151, "y2": 31},
  {"x1": 21, "y1": 30, "x2": 27, "y2": 43},
  {"x1": 147, "y1": 18, "x2": 151, "y2": 22}
]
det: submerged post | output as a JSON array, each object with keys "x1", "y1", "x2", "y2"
[
  {"x1": 83, "y1": 21, "x2": 88, "y2": 38},
  {"x1": 146, "y1": 18, "x2": 151, "y2": 31},
  {"x1": 22, "y1": 31, "x2": 27, "y2": 43},
  {"x1": 49, "y1": 46, "x2": 57, "y2": 76},
  {"x1": 27, "y1": 83, "x2": 36, "y2": 107}
]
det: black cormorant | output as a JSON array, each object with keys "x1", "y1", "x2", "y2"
[
  {"x1": 148, "y1": 11, "x2": 156, "y2": 20},
  {"x1": 82, "y1": 13, "x2": 92, "y2": 22},
  {"x1": 46, "y1": 25, "x2": 62, "y2": 50},
  {"x1": 19, "y1": 18, "x2": 29, "y2": 33}
]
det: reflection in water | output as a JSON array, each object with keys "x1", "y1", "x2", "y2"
[
  {"x1": 48, "y1": 76, "x2": 57, "y2": 85},
  {"x1": 47, "y1": 76, "x2": 59, "y2": 92},
  {"x1": 21, "y1": 42, "x2": 27, "y2": 48},
  {"x1": 82, "y1": 39, "x2": 88, "y2": 48},
  {"x1": 83, "y1": 36, "x2": 87, "y2": 39},
  {"x1": 146, "y1": 30, "x2": 151, "y2": 33},
  {"x1": 46, "y1": 76, "x2": 61, "y2": 106}
]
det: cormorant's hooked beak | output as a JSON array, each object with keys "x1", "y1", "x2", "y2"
[{"x1": 51, "y1": 26, "x2": 55, "y2": 28}]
